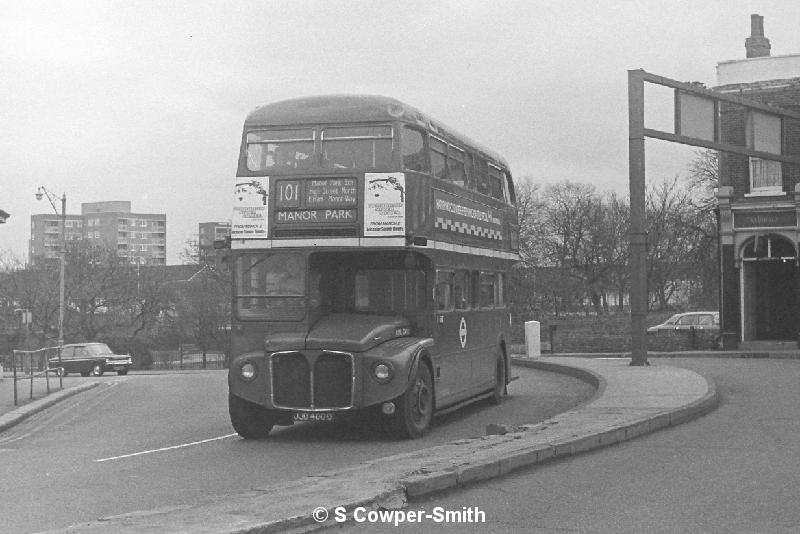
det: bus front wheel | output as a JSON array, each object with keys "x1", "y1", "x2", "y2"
[
  {"x1": 388, "y1": 361, "x2": 433, "y2": 439},
  {"x1": 229, "y1": 393, "x2": 275, "y2": 439}
]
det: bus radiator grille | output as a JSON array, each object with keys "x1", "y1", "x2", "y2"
[
  {"x1": 270, "y1": 351, "x2": 353, "y2": 409},
  {"x1": 313, "y1": 352, "x2": 353, "y2": 408},
  {"x1": 272, "y1": 352, "x2": 311, "y2": 408}
]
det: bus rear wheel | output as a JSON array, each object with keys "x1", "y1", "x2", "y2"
[
  {"x1": 388, "y1": 361, "x2": 433, "y2": 439},
  {"x1": 229, "y1": 393, "x2": 276, "y2": 439}
]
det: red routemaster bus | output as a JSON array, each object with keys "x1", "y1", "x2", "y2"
[{"x1": 227, "y1": 95, "x2": 519, "y2": 439}]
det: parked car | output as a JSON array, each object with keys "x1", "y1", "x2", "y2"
[
  {"x1": 48, "y1": 343, "x2": 132, "y2": 376},
  {"x1": 647, "y1": 312, "x2": 720, "y2": 334}
]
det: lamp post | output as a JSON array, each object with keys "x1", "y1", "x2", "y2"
[{"x1": 36, "y1": 186, "x2": 66, "y2": 347}]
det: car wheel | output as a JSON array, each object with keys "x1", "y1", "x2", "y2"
[
  {"x1": 229, "y1": 393, "x2": 276, "y2": 439},
  {"x1": 91, "y1": 362, "x2": 104, "y2": 376},
  {"x1": 489, "y1": 353, "x2": 507, "y2": 405},
  {"x1": 387, "y1": 360, "x2": 434, "y2": 439}
]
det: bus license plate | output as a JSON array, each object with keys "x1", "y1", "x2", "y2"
[{"x1": 292, "y1": 412, "x2": 334, "y2": 422}]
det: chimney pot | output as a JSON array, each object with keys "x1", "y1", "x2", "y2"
[
  {"x1": 745, "y1": 14, "x2": 771, "y2": 58},
  {"x1": 750, "y1": 14, "x2": 764, "y2": 37}
]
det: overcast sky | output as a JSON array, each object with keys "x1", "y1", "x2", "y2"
[{"x1": 2, "y1": 1, "x2": 799, "y2": 264}]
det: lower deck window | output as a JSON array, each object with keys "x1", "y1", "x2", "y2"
[{"x1": 235, "y1": 252, "x2": 306, "y2": 320}]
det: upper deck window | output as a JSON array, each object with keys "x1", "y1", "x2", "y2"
[
  {"x1": 402, "y1": 126, "x2": 427, "y2": 172},
  {"x1": 447, "y1": 146, "x2": 467, "y2": 187},
  {"x1": 246, "y1": 129, "x2": 315, "y2": 171},
  {"x1": 322, "y1": 126, "x2": 393, "y2": 170},
  {"x1": 488, "y1": 164, "x2": 505, "y2": 200},
  {"x1": 430, "y1": 137, "x2": 447, "y2": 179}
]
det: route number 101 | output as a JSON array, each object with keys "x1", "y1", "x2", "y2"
[{"x1": 277, "y1": 180, "x2": 301, "y2": 207}]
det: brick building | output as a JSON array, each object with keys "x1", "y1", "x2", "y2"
[
  {"x1": 715, "y1": 15, "x2": 800, "y2": 346},
  {"x1": 198, "y1": 221, "x2": 231, "y2": 255},
  {"x1": 30, "y1": 201, "x2": 166, "y2": 266}
]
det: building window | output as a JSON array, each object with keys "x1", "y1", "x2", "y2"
[{"x1": 748, "y1": 158, "x2": 782, "y2": 195}]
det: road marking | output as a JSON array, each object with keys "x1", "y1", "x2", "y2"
[
  {"x1": 0, "y1": 433, "x2": 32, "y2": 445},
  {"x1": 95, "y1": 433, "x2": 239, "y2": 463}
]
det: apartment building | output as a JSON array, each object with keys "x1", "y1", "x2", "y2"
[{"x1": 29, "y1": 201, "x2": 167, "y2": 266}]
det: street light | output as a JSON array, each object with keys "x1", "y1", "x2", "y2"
[{"x1": 36, "y1": 186, "x2": 67, "y2": 347}]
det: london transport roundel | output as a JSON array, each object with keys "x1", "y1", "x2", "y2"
[{"x1": 459, "y1": 317, "x2": 467, "y2": 348}]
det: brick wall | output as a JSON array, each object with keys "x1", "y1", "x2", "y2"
[{"x1": 716, "y1": 77, "x2": 800, "y2": 195}]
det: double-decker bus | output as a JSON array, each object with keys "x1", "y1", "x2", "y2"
[{"x1": 227, "y1": 95, "x2": 519, "y2": 439}]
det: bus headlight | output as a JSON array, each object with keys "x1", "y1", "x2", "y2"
[
  {"x1": 239, "y1": 361, "x2": 257, "y2": 381},
  {"x1": 372, "y1": 362, "x2": 394, "y2": 383}
]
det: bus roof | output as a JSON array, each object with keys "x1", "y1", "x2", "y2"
[{"x1": 244, "y1": 94, "x2": 510, "y2": 170}]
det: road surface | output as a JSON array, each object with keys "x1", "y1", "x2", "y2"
[{"x1": 0, "y1": 367, "x2": 594, "y2": 533}]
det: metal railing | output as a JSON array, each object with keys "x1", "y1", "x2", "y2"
[
  {"x1": 10, "y1": 348, "x2": 64, "y2": 406},
  {"x1": 149, "y1": 349, "x2": 227, "y2": 370}
]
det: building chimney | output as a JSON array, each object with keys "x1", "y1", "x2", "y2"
[{"x1": 745, "y1": 14, "x2": 771, "y2": 58}]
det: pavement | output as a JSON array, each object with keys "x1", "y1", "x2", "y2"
[
  {"x1": 0, "y1": 355, "x2": 725, "y2": 534},
  {"x1": 0, "y1": 369, "x2": 99, "y2": 433}
]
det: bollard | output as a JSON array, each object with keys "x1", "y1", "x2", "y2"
[{"x1": 524, "y1": 320, "x2": 541, "y2": 359}]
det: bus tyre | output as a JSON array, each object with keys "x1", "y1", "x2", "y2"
[
  {"x1": 229, "y1": 393, "x2": 275, "y2": 439},
  {"x1": 489, "y1": 354, "x2": 506, "y2": 405},
  {"x1": 389, "y1": 361, "x2": 433, "y2": 439}
]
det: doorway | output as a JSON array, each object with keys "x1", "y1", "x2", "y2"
[{"x1": 740, "y1": 234, "x2": 798, "y2": 341}]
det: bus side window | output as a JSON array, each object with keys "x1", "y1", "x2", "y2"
[
  {"x1": 503, "y1": 171, "x2": 515, "y2": 203},
  {"x1": 489, "y1": 165, "x2": 504, "y2": 199},
  {"x1": 448, "y1": 146, "x2": 467, "y2": 187},
  {"x1": 402, "y1": 126, "x2": 428, "y2": 171},
  {"x1": 479, "y1": 272, "x2": 497, "y2": 308},
  {"x1": 454, "y1": 270, "x2": 471, "y2": 310},
  {"x1": 465, "y1": 153, "x2": 476, "y2": 190},
  {"x1": 474, "y1": 157, "x2": 489, "y2": 196},
  {"x1": 497, "y1": 272, "x2": 505, "y2": 307},
  {"x1": 435, "y1": 270, "x2": 453, "y2": 311},
  {"x1": 430, "y1": 137, "x2": 447, "y2": 180}
]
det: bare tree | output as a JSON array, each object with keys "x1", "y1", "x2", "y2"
[
  {"x1": 537, "y1": 181, "x2": 616, "y2": 313},
  {"x1": 686, "y1": 149, "x2": 719, "y2": 215}
]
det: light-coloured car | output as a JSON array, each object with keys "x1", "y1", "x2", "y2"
[
  {"x1": 48, "y1": 342, "x2": 132, "y2": 376},
  {"x1": 647, "y1": 312, "x2": 720, "y2": 334}
]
